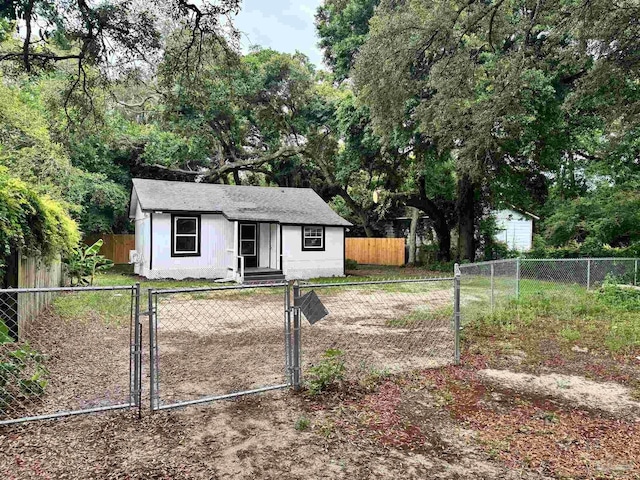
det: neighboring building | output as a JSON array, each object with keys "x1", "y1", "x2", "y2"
[
  {"x1": 128, "y1": 179, "x2": 351, "y2": 282},
  {"x1": 492, "y1": 208, "x2": 539, "y2": 251}
]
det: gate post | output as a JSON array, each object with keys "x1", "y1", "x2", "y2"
[
  {"x1": 148, "y1": 289, "x2": 159, "y2": 411},
  {"x1": 454, "y1": 263, "x2": 461, "y2": 365},
  {"x1": 284, "y1": 282, "x2": 292, "y2": 385},
  {"x1": 292, "y1": 282, "x2": 302, "y2": 390},
  {"x1": 132, "y1": 282, "x2": 142, "y2": 415},
  {"x1": 515, "y1": 258, "x2": 521, "y2": 299}
]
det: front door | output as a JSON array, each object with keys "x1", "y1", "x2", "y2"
[{"x1": 239, "y1": 223, "x2": 258, "y2": 268}]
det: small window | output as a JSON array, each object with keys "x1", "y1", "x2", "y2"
[
  {"x1": 172, "y1": 215, "x2": 200, "y2": 256},
  {"x1": 302, "y1": 226, "x2": 325, "y2": 251}
]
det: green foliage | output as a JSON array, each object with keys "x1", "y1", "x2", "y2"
[
  {"x1": 306, "y1": 348, "x2": 346, "y2": 395},
  {"x1": 345, "y1": 258, "x2": 358, "y2": 270},
  {"x1": 294, "y1": 416, "x2": 311, "y2": 431},
  {"x1": 467, "y1": 284, "x2": 639, "y2": 357},
  {"x1": 64, "y1": 239, "x2": 113, "y2": 286},
  {"x1": 526, "y1": 237, "x2": 640, "y2": 259},
  {"x1": 0, "y1": 320, "x2": 49, "y2": 412},
  {"x1": 0, "y1": 166, "x2": 79, "y2": 277},
  {"x1": 541, "y1": 182, "x2": 640, "y2": 249},
  {"x1": 598, "y1": 283, "x2": 640, "y2": 312},
  {"x1": 316, "y1": 0, "x2": 379, "y2": 81}
]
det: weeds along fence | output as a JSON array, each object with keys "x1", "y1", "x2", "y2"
[
  {"x1": 458, "y1": 257, "x2": 639, "y2": 324},
  {"x1": 147, "y1": 276, "x2": 459, "y2": 412},
  {"x1": 0, "y1": 285, "x2": 141, "y2": 425}
]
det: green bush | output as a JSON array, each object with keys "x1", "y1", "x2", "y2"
[
  {"x1": 64, "y1": 239, "x2": 114, "y2": 286},
  {"x1": 0, "y1": 167, "x2": 79, "y2": 279},
  {"x1": 525, "y1": 237, "x2": 640, "y2": 259},
  {"x1": 294, "y1": 416, "x2": 310, "y2": 431},
  {"x1": 345, "y1": 258, "x2": 358, "y2": 270},
  {"x1": 0, "y1": 320, "x2": 49, "y2": 412},
  {"x1": 306, "y1": 348, "x2": 346, "y2": 395}
]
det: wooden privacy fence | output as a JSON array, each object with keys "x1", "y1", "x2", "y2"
[
  {"x1": 0, "y1": 251, "x2": 63, "y2": 340},
  {"x1": 84, "y1": 234, "x2": 135, "y2": 264},
  {"x1": 345, "y1": 238, "x2": 405, "y2": 266}
]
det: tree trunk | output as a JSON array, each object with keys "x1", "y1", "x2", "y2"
[
  {"x1": 457, "y1": 174, "x2": 476, "y2": 262},
  {"x1": 433, "y1": 219, "x2": 451, "y2": 261},
  {"x1": 408, "y1": 207, "x2": 419, "y2": 265}
]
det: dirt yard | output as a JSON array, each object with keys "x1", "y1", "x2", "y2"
[
  {"x1": 153, "y1": 283, "x2": 453, "y2": 406},
  {"x1": 2, "y1": 281, "x2": 639, "y2": 479},
  {"x1": 3, "y1": 352, "x2": 639, "y2": 479}
]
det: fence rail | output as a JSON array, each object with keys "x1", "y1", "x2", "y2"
[{"x1": 345, "y1": 237, "x2": 405, "y2": 266}]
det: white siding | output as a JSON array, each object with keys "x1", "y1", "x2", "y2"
[
  {"x1": 146, "y1": 213, "x2": 234, "y2": 280},
  {"x1": 282, "y1": 225, "x2": 344, "y2": 279},
  {"x1": 258, "y1": 223, "x2": 270, "y2": 268},
  {"x1": 493, "y1": 209, "x2": 534, "y2": 251},
  {"x1": 133, "y1": 201, "x2": 150, "y2": 276}
]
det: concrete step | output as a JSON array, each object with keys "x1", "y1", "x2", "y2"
[{"x1": 243, "y1": 274, "x2": 286, "y2": 284}]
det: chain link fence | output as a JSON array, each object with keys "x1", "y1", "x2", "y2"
[
  {"x1": 2, "y1": 275, "x2": 462, "y2": 421},
  {"x1": 295, "y1": 277, "x2": 457, "y2": 384},
  {"x1": 148, "y1": 283, "x2": 291, "y2": 411},
  {"x1": 459, "y1": 257, "x2": 639, "y2": 324},
  {"x1": 0, "y1": 285, "x2": 140, "y2": 425}
]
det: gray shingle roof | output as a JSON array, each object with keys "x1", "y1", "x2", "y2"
[{"x1": 130, "y1": 178, "x2": 352, "y2": 226}]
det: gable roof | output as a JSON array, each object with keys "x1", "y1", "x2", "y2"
[
  {"x1": 494, "y1": 205, "x2": 540, "y2": 221},
  {"x1": 129, "y1": 178, "x2": 352, "y2": 226}
]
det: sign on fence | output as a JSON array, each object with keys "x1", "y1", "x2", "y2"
[{"x1": 297, "y1": 290, "x2": 329, "y2": 325}]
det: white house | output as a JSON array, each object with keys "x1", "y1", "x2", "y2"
[
  {"x1": 492, "y1": 208, "x2": 539, "y2": 252},
  {"x1": 128, "y1": 179, "x2": 351, "y2": 282}
]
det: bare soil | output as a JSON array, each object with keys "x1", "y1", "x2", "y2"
[
  {"x1": 1, "y1": 388, "x2": 548, "y2": 480},
  {"x1": 154, "y1": 287, "x2": 453, "y2": 406},
  {"x1": 2, "y1": 284, "x2": 639, "y2": 478},
  {"x1": 478, "y1": 369, "x2": 640, "y2": 418}
]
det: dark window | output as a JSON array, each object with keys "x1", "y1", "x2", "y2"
[
  {"x1": 302, "y1": 226, "x2": 325, "y2": 251},
  {"x1": 172, "y1": 215, "x2": 200, "y2": 256}
]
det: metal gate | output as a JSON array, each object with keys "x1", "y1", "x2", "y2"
[
  {"x1": 293, "y1": 276, "x2": 460, "y2": 384},
  {"x1": 148, "y1": 283, "x2": 292, "y2": 411},
  {"x1": 0, "y1": 284, "x2": 141, "y2": 425}
]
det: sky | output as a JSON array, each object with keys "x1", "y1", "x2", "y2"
[{"x1": 232, "y1": 0, "x2": 324, "y2": 68}]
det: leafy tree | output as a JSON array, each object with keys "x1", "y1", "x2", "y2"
[
  {"x1": 353, "y1": 0, "x2": 640, "y2": 260},
  {"x1": 316, "y1": 0, "x2": 379, "y2": 81}
]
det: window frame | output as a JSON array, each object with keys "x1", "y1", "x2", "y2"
[
  {"x1": 301, "y1": 225, "x2": 325, "y2": 251},
  {"x1": 171, "y1": 214, "x2": 201, "y2": 257}
]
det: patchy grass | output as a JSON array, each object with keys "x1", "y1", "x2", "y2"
[
  {"x1": 386, "y1": 304, "x2": 453, "y2": 327},
  {"x1": 465, "y1": 284, "x2": 640, "y2": 361},
  {"x1": 52, "y1": 290, "x2": 132, "y2": 325},
  {"x1": 462, "y1": 281, "x2": 640, "y2": 411}
]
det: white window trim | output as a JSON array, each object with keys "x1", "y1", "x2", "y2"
[
  {"x1": 173, "y1": 215, "x2": 200, "y2": 255},
  {"x1": 303, "y1": 226, "x2": 324, "y2": 250}
]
